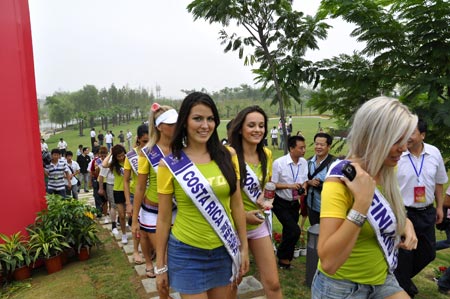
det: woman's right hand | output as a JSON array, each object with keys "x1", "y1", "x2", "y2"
[
  {"x1": 245, "y1": 210, "x2": 265, "y2": 225},
  {"x1": 340, "y1": 162, "x2": 375, "y2": 213},
  {"x1": 156, "y1": 272, "x2": 170, "y2": 298},
  {"x1": 131, "y1": 220, "x2": 139, "y2": 235}
]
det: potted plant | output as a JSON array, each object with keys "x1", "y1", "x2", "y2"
[
  {"x1": 27, "y1": 226, "x2": 70, "y2": 274},
  {"x1": 0, "y1": 232, "x2": 34, "y2": 281},
  {"x1": 74, "y1": 221, "x2": 100, "y2": 261}
]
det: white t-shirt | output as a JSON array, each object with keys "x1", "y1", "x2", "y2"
[
  {"x1": 90, "y1": 130, "x2": 96, "y2": 138},
  {"x1": 397, "y1": 143, "x2": 448, "y2": 207},
  {"x1": 270, "y1": 128, "x2": 278, "y2": 139},
  {"x1": 105, "y1": 133, "x2": 113, "y2": 144},
  {"x1": 65, "y1": 161, "x2": 80, "y2": 185},
  {"x1": 58, "y1": 141, "x2": 67, "y2": 149},
  {"x1": 126, "y1": 131, "x2": 132, "y2": 140}
]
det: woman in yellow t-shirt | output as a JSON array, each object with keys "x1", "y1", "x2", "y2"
[
  {"x1": 312, "y1": 97, "x2": 419, "y2": 299},
  {"x1": 155, "y1": 92, "x2": 249, "y2": 298},
  {"x1": 131, "y1": 104, "x2": 177, "y2": 283},
  {"x1": 229, "y1": 106, "x2": 281, "y2": 298},
  {"x1": 123, "y1": 124, "x2": 149, "y2": 265}
]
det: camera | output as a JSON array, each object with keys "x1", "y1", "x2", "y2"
[
  {"x1": 297, "y1": 187, "x2": 305, "y2": 196},
  {"x1": 342, "y1": 163, "x2": 356, "y2": 181}
]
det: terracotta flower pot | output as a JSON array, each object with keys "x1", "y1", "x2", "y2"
[
  {"x1": 44, "y1": 254, "x2": 63, "y2": 274},
  {"x1": 13, "y1": 266, "x2": 31, "y2": 281},
  {"x1": 77, "y1": 247, "x2": 90, "y2": 261}
]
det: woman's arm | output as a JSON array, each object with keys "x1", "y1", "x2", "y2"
[
  {"x1": 123, "y1": 169, "x2": 132, "y2": 215},
  {"x1": 230, "y1": 185, "x2": 249, "y2": 277},
  {"x1": 131, "y1": 173, "x2": 148, "y2": 235}
]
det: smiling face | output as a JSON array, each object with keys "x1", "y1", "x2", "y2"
[
  {"x1": 314, "y1": 137, "x2": 330, "y2": 159},
  {"x1": 241, "y1": 112, "x2": 265, "y2": 146},
  {"x1": 407, "y1": 127, "x2": 425, "y2": 152},
  {"x1": 186, "y1": 103, "x2": 215, "y2": 146}
]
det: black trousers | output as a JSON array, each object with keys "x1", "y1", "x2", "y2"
[
  {"x1": 394, "y1": 206, "x2": 436, "y2": 296},
  {"x1": 272, "y1": 194, "x2": 301, "y2": 261},
  {"x1": 92, "y1": 179, "x2": 106, "y2": 216}
]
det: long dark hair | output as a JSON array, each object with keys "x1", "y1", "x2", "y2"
[
  {"x1": 172, "y1": 92, "x2": 237, "y2": 195},
  {"x1": 109, "y1": 144, "x2": 126, "y2": 175},
  {"x1": 229, "y1": 106, "x2": 268, "y2": 188}
]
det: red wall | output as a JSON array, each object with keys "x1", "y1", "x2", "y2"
[{"x1": 0, "y1": 0, "x2": 47, "y2": 236}]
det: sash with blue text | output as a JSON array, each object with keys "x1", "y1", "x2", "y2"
[
  {"x1": 142, "y1": 145, "x2": 164, "y2": 172},
  {"x1": 126, "y1": 149, "x2": 139, "y2": 175},
  {"x1": 328, "y1": 160, "x2": 400, "y2": 273},
  {"x1": 244, "y1": 164, "x2": 273, "y2": 236},
  {"x1": 164, "y1": 151, "x2": 241, "y2": 281}
]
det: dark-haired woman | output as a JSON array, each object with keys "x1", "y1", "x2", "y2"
[
  {"x1": 229, "y1": 106, "x2": 282, "y2": 298},
  {"x1": 155, "y1": 92, "x2": 249, "y2": 298},
  {"x1": 124, "y1": 124, "x2": 149, "y2": 265}
]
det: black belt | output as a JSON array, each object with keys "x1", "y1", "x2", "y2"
[{"x1": 406, "y1": 204, "x2": 433, "y2": 211}]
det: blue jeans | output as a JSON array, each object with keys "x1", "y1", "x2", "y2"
[
  {"x1": 312, "y1": 271, "x2": 404, "y2": 299},
  {"x1": 437, "y1": 225, "x2": 450, "y2": 250}
]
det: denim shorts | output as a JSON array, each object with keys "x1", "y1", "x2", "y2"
[
  {"x1": 311, "y1": 270, "x2": 404, "y2": 299},
  {"x1": 168, "y1": 233, "x2": 232, "y2": 294}
]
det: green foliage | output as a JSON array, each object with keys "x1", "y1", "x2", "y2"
[
  {"x1": 312, "y1": 0, "x2": 450, "y2": 165},
  {"x1": 0, "y1": 232, "x2": 34, "y2": 273},
  {"x1": 187, "y1": 0, "x2": 330, "y2": 152},
  {"x1": 27, "y1": 226, "x2": 69, "y2": 260}
]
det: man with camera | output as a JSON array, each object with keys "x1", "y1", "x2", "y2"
[
  {"x1": 306, "y1": 133, "x2": 336, "y2": 226},
  {"x1": 272, "y1": 135, "x2": 308, "y2": 269}
]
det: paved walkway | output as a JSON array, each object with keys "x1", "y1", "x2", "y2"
[{"x1": 78, "y1": 192, "x2": 266, "y2": 299}]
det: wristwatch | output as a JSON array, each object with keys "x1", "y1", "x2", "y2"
[{"x1": 346, "y1": 209, "x2": 367, "y2": 227}]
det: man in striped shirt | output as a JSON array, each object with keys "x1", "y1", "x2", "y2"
[{"x1": 44, "y1": 148, "x2": 72, "y2": 198}]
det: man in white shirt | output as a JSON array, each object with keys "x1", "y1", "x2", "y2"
[
  {"x1": 271, "y1": 135, "x2": 308, "y2": 269},
  {"x1": 57, "y1": 138, "x2": 68, "y2": 157},
  {"x1": 126, "y1": 129, "x2": 133, "y2": 151},
  {"x1": 65, "y1": 151, "x2": 80, "y2": 199},
  {"x1": 395, "y1": 119, "x2": 448, "y2": 297},
  {"x1": 270, "y1": 126, "x2": 278, "y2": 149},
  {"x1": 90, "y1": 128, "x2": 96, "y2": 149},
  {"x1": 105, "y1": 131, "x2": 113, "y2": 152}
]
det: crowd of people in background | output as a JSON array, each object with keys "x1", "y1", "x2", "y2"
[{"x1": 40, "y1": 92, "x2": 449, "y2": 298}]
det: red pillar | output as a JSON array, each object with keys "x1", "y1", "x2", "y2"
[{"x1": 0, "y1": 0, "x2": 46, "y2": 236}]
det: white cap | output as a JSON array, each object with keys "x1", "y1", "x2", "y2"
[{"x1": 155, "y1": 109, "x2": 178, "y2": 126}]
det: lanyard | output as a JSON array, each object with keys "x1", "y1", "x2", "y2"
[
  {"x1": 408, "y1": 154, "x2": 424, "y2": 183},
  {"x1": 289, "y1": 163, "x2": 300, "y2": 183}
]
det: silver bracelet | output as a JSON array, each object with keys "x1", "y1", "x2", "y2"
[
  {"x1": 154, "y1": 265, "x2": 168, "y2": 275},
  {"x1": 346, "y1": 209, "x2": 367, "y2": 227}
]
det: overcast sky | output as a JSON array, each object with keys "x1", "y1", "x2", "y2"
[{"x1": 28, "y1": 0, "x2": 363, "y2": 99}]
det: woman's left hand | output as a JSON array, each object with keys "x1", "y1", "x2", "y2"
[{"x1": 398, "y1": 218, "x2": 418, "y2": 250}]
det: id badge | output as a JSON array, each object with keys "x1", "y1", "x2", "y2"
[
  {"x1": 292, "y1": 189, "x2": 299, "y2": 201},
  {"x1": 414, "y1": 186, "x2": 426, "y2": 203}
]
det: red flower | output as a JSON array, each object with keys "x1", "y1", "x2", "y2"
[
  {"x1": 439, "y1": 266, "x2": 447, "y2": 272},
  {"x1": 151, "y1": 103, "x2": 161, "y2": 112}
]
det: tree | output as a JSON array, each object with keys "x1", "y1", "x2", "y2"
[
  {"x1": 187, "y1": 0, "x2": 330, "y2": 153},
  {"x1": 313, "y1": 0, "x2": 450, "y2": 164}
]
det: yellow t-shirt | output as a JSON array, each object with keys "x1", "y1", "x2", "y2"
[
  {"x1": 112, "y1": 162, "x2": 124, "y2": 191},
  {"x1": 137, "y1": 154, "x2": 158, "y2": 203},
  {"x1": 318, "y1": 181, "x2": 388, "y2": 285},
  {"x1": 242, "y1": 147, "x2": 273, "y2": 231},
  {"x1": 123, "y1": 149, "x2": 138, "y2": 194},
  {"x1": 158, "y1": 153, "x2": 240, "y2": 249}
]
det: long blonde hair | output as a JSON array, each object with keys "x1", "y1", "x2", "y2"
[
  {"x1": 146, "y1": 104, "x2": 175, "y2": 149},
  {"x1": 347, "y1": 96, "x2": 417, "y2": 234}
]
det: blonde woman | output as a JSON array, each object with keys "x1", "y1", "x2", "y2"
[
  {"x1": 131, "y1": 103, "x2": 178, "y2": 283},
  {"x1": 312, "y1": 97, "x2": 418, "y2": 299}
]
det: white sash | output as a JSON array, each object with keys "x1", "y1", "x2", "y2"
[
  {"x1": 142, "y1": 145, "x2": 164, "y2": 172},
  {"x1": 164, "y1": 151, "x2": 241, "y2": 282},
  {"x1": 244, "y1": 164, "x2": 273, "y2": 236},
  {"x1": 125, "y1": 149, "x2": 139, "y2": 175},
  {"x1": 328, "y1": 160, "x2": 400, "y2": 273}
]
